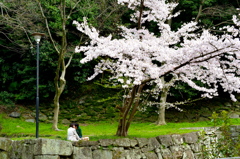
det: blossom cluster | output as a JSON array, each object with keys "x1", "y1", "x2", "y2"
[{"x1": 74, "y1": 0, "x2": 240, "y2": 101}]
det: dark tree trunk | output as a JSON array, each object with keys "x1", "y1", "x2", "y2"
[{"x1": 116, "y1": 84, "x2": 145, "y2": 137}]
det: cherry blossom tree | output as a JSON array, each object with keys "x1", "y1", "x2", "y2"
[{"x1": 74, "y1": 0, "x2": 240, "y2": 136}]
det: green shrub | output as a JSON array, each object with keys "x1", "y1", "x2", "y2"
[
  {"x1": 206, "y1": 111, "x2": 240, "y2": 157},
  {"x1": 0, "y1": 91, "x2": 16, "y2": 111}
]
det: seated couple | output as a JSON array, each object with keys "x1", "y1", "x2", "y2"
[{"x1": 67, "y1": 123, "x2": 89, "y2": 141}]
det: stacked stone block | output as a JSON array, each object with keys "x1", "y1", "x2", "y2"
[{"x1": 0, "y1": 126, "x2": 239, "y2": 159}]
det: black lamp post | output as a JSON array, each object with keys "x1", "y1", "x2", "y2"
[{"x1": 31, "y1": 32, "x2": 45, "y2": 138}]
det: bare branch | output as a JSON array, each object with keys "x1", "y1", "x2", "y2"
[
  {"x1": 67, "y1": 0, "x2": 81, "y2": 20},
  {"x1": 138, "y1": 0, "x2": 144, "y2": 30},
  {"x1": 195, "y1": 0, "x2": 205, "y2": 22},
  {"x1": 36, "y1": 0, "x2": 60, "y2": 54},
  {"x1": 65, "y1": 53, "x2": 74, "y2": 68}
]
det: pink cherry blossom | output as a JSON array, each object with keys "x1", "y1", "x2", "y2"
[{"x1": 74, "y1": 0, "x2": 240, "y2": 102}]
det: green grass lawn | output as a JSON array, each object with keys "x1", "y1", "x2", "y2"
[{"x1": 1, "y1": 114, "x2": 240, "y2": 141}]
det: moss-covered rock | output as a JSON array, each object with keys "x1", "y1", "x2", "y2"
[{"x1": 0, "y1": 137, "x2": 12, "y2": 151}]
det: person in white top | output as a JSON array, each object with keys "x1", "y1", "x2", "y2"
[{"x1": 67, "y1": 123, "x2": 81, "y2": 141}]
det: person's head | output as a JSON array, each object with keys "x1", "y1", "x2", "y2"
[
  {"x1": 74, "y1": 123, "x2": 79, "y2": 129},
  {"x1": 69, "y1": 123, "x2": 75, "y2": 128}
]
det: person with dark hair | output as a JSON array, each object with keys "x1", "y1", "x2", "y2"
[
  {"x1": 67, "y1": 123, "x2": 80, "y2": 141},
  {"x1": 74, "y1": 123, "x2": 82, "y2": 138},
  {"x1": 74, "y1": 123, "x2": 89, "y2": 141}
]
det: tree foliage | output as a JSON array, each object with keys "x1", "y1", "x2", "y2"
[
  {"x1": 0, "y1": 0, "x2": 127, "y2": 130},
  {"x1": 0, "y1": 0, "x2": 126, "y2": 103}
]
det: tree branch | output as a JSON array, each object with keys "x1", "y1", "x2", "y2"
[
  {"x1": 67, "y1": 0, "x2": 81, "y2": 20},
  {"x1": 137, "y1": 0, "x2": 144, "y2": 30},
  {"x1": 195, "y1": 0, "x2": 205, "y2": 22},
  {"x1": 36, "y1": 0, "x2": 60, "y2": 54}
]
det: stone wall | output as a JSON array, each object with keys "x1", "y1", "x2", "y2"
[{"x1": 0, "y1": 126, "x2": 239, "y2": 159}]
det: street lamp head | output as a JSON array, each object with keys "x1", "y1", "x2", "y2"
[{"x1": 31, "y1": 33, "x2": 45, "y2": 43}]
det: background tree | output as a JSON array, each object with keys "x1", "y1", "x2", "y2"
[
  {"x1": 0, "y1": 0, "x2": 50, "y2": 103},
  {"x1": 0, "y1": 0, "x2": 126, "y2": 129},
  {"x1": 74, "y1": 0, "x2": 240, "y2": 136},
  {"x1": 36, "y1": 0, "x2": 127, "y2": 130}
]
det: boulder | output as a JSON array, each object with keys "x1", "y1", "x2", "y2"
[
  {"x1": 182, "y1": 150, "x2": 195, "y2": 159},
  {"x1": 25, "y1": 118, "x2": 35, "y2": 123},
  {"x1": 112, "y1": 149, "x2": 143, "y2": 159},
  {"x1": 114, "y1": 138, "x2": 131, "y2": 147},
  {"x1": 39, "y1": 113, "x2": 48, "y2": 122},
  {"x1": 98, "y1": 139, "x2": 114, "y2": 147},
  {"x1": 170, "y1": 145, "x2": 183, "y2": 159},
  {"x1": 9, "y1": 112, "x2": 20, "y2": 118},
  {"x1": 183, "y1": 132, "x2": 198, "y2": 144},
  {"x1": 61, "y1": 119, "x2": 71, "y2": 125},
  {"x1": 35, "y1": 155, "x2": 60, "y2": 159},
  {"x1": 136, "y1": 138, "x2": 148, "y2": 148},
  {"x1": 130, "y1": 139, "x2": 138, "y2": 147},
  {"x1": 229, "y1": 112, "x2": 239, "y2": 118},
  {"x1": 73, "y1": 147, "x2": 92, "y2": 159},
  {"x1": 147, "y1": 137, "x2": 161, "y2": 151},
  {"x1": 8, "y1": 140, "x2": 32, "y2": 159},
  {"x1": 171, "y1": 134, "x2": 184, "y2": 145},
  {"x1": 73, "y1": 140, "x2": 98, "y2": 147},
  {"x1": 144, "y1": 151, "x2": 158, "y2": 159},
  {"x1": 160, "y1": 148, "x2": 173, "y2": 159},
  {"x1": 0, "y1": 137, "x2": 12, "y2": 151},
  {"x1": 92, "y1": 150, "x2": 112, "y2": 159},
  {"x1": 157, "y1": 135, "x2": 173, "y2": 148},
  {"x1": 34, "y1": 138, "x2": 73, "y2": 156},
  {"x1": 190, "y1": 143, "x2": 202, "y2": 153}
]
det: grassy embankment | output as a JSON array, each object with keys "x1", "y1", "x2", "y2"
[{"x1": 1, "y1": 113, "x2": 240, "y2": 141}]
